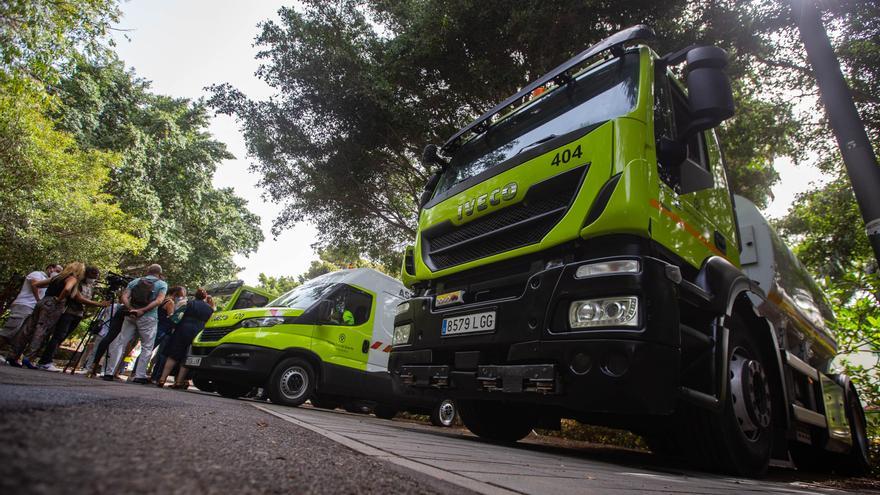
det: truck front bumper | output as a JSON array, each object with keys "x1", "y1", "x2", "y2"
[{"x1": 390, "y1": 254, "x2": 682, "y2": 416}]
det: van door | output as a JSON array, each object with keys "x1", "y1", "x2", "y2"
[{"x1": 311, "y1": 285, "x2": 374, "y2": 373}]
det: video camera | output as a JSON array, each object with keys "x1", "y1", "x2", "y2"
[{"x1": 99, "y1": 272, "x2": 133, "y2": 297}]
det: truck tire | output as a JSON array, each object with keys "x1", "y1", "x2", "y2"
[
  {"x1": 458, "y1": 400, "x2": 536, "y2": 442},
  {"x1": 430, "y1": 399, "x2": 457, "y2": 427},
  {"x1": 215, "y1": 381, "x2": 251, "y2": 399},
  {"x1": 374, "y1": 404, "x2": 398, "y2": 420},
  {"x1": 834, "y1": 383, "x2": 870, "y2": 476},
  {"x1": 267, "y1": 358, "x2": 315, "y2": 407},
  {"x1": 685, "y1": 315, "x2": 775, "y2": 477}
]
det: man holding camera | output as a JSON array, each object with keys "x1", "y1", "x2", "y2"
[{"x1": 103, "y1": 264, "x2": 167, "y2": 384}]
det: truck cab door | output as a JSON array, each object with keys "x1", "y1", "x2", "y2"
[{"x1": 653, "y1": 70, "x2": 736, "y2": 268}]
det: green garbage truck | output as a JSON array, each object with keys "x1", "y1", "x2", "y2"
[{"x1": 389, "y1": 25, "x2": 869, "y2": 476}]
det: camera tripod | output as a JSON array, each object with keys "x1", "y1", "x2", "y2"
[{"x1": 62, "y1": 291, "x2": 117, "y2": 374}]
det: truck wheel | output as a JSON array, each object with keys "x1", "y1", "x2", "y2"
[
  {"x1": 458, "y1": 400, "x2": 536, "y2": 442},
  {"x1": 430, "y1": 399, "x2": 457, "y2": 427},
  {"x1": 267, "y1": 358, "x2": 315, "y2": 407},
  {"x1": 215, "y1": 381, "x2": 251, "y2": 399},
  {"x1": 374, "y1": 404, "x2": 398, "y2": 420},
  {"x1": 688, "y1": 317, "x2": 775, "y2": 476},
  {"x1": 834, "y1": 383, "x2": 870, "y2": 476}
]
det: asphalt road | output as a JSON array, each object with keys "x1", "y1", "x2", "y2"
[
  {"x1": 0, "y1": 366, "x2": 461, "y2": 495},
  {"x1": 0, "y1": 366, "x2": 875, "y2": 494}
]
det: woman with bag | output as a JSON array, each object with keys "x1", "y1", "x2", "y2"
[{"x1": 157, "y1": 288, "x2": 213, "y2": 388}]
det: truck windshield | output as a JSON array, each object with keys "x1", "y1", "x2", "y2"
[
  {"x1": 435, "y1": 53, "x2": 640, "y2": 196},
  {"x1": 269, "y1": 281, "x2": 335, "y2": 310}
]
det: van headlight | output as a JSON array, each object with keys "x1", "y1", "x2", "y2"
[
  {"x1": 393, "y1": 323, "x2": 412, "y2": 345},
  {"x1": 569, "y1": 296, "x2": 639, "y2": 328},
  {"x1": 241, "y1": 317, "x2": 285, "y2": 328},
  {"x1": 395, "y1": 301, "x2": 410, "y2": 317}
]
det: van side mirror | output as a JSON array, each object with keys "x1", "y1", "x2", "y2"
[
  {"x1": 683, "y1": 46, "x2": 734, "y2": 137},
  {"x1": 317, "y1": 300, "x2": 333, "y2": 323}
]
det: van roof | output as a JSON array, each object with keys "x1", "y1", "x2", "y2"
[{"x1": 309, "y1": 268, "x2": 407, "y2": 296}]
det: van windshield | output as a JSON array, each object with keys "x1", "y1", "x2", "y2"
[
  {"x1": 269, "y1": 281, "x2": 335, "y2": 310},
  {"x1": 434, "y1": 53, "x2": 640, "y2": 197}
]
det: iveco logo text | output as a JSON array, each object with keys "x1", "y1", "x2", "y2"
[{"x1": 456, "y1": 183, "x2": 517, "y2": 220}]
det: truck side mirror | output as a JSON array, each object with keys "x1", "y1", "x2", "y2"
[
  {"x1": 418, "y1": 144, "x2": 449, "y2": 209},
  {"x1": 317, "y1": 300, "x2": 333, "y2": 323},
  {"x1": 683, "y1": 46, "x2": 734, "y2": 137}
]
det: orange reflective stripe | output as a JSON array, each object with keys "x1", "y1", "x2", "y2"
[{"x1": 649, "y1": 198, "x2": 727, "y2": 259}]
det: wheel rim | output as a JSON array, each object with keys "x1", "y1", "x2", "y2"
[
  {"x1": 729, "y1": 346, "x2": 772, "y2": 442},
  {"x1": 438, "y1": 400, "x2": 455, "y2": 426},
  {"x1": 279, "y1": 366, "x2": 308, "y2": 400}
]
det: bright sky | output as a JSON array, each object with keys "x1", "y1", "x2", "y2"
[
  {"x1": 112, "y1": 1, "x2": 824, "y2": 284},
  {"x1": 113, "y1": 0, "x2": 317, "y2": 285}
]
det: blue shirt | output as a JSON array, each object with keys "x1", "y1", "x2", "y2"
[{"x1": 126, "y1": 275, "x2": 168, "y2": 319}]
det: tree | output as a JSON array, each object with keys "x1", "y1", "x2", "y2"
[
  {"x1": 256, "y1": 273, "x2": 299, "y2": 297},
  {"x1": 0, "y1": 78, "x2": 143, "y2": 296},
  {"x1": 54, "y1": 59, "x2": 263, "y2": 287},
  {"x1": 209, "y1": 0, "x2": 800, "y2": 268},
  {"x1": 0, "y1": 0, "x2": 120, "y2": 83}
]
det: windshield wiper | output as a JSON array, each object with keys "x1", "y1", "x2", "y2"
[{"x1": 518, "y1": 134, "x2": 557, "y2": 155}]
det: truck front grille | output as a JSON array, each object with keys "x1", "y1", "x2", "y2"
[{"x1": 422, "y1": 165, "x2": 587, "y2": 271}]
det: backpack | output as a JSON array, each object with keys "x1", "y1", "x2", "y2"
[{"x1": 130, "y1": 277, "x2": 155, "y2": 309}]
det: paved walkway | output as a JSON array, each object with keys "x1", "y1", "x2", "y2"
[{"x1": 256, "y1": 403, "x2": 871, "y2": 495}]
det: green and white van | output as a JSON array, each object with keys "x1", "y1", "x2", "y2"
[{"x1": 185, "y1": 269, "x2": 414, "y2": 409}]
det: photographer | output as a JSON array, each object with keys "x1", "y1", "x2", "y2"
[
  {"x1": 36, "y1": 266, "x2": 109, "y2": 372},
  {"x1": 103, "y1": 264, "x2": 167, "y2": 383}
]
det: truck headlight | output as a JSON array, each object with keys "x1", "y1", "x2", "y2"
[
  {"x1": 395, "y1": 301, "x2": 410, "y2": 317},
  {"x1": 569, "y1": 296, "x2": 639, "y2": 328},
  {"x1": 241, "y1": 317, "x2": 285, "y2": 328},
  {"x1": 574, "y1": 260, "x2": 639, "y2": 279},
  {"x1": 393, "y1": 323, "x2": 412, "y2": 345}
]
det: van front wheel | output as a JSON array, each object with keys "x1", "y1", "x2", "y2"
[{"x1": 268, "y1": 358, "x2": 315, "y2": 407}]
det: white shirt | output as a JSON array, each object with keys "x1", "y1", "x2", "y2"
[{"x1": 12, "y1": 271, "x2": 48, "y2": 309}]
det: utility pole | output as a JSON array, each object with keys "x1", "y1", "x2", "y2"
[{"x1": 791, "y1": 0, "x2": 880, "y2": 264}]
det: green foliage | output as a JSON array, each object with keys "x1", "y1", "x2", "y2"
[
  {"x1": 297, "y1": 246, "x2": 391, "y2": 283},
  {"x1": 0, "y1": 77, "x2": 143, "y2": 283},
  {"x1": 54, "y1": 59, "x2": 263, "y2": 287},
  {"x1": 0, "y1": 0, "x2": 120, "y2": 83},
  {"x1": 256, "y1": 273, "x2": 300, "y2": 297},
  {"x1": 537, "y1": 420, "x2": 647, "y2": 451},
  {"x1": 210, "y1": 0, "x2": 803, "y2": 265}
]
